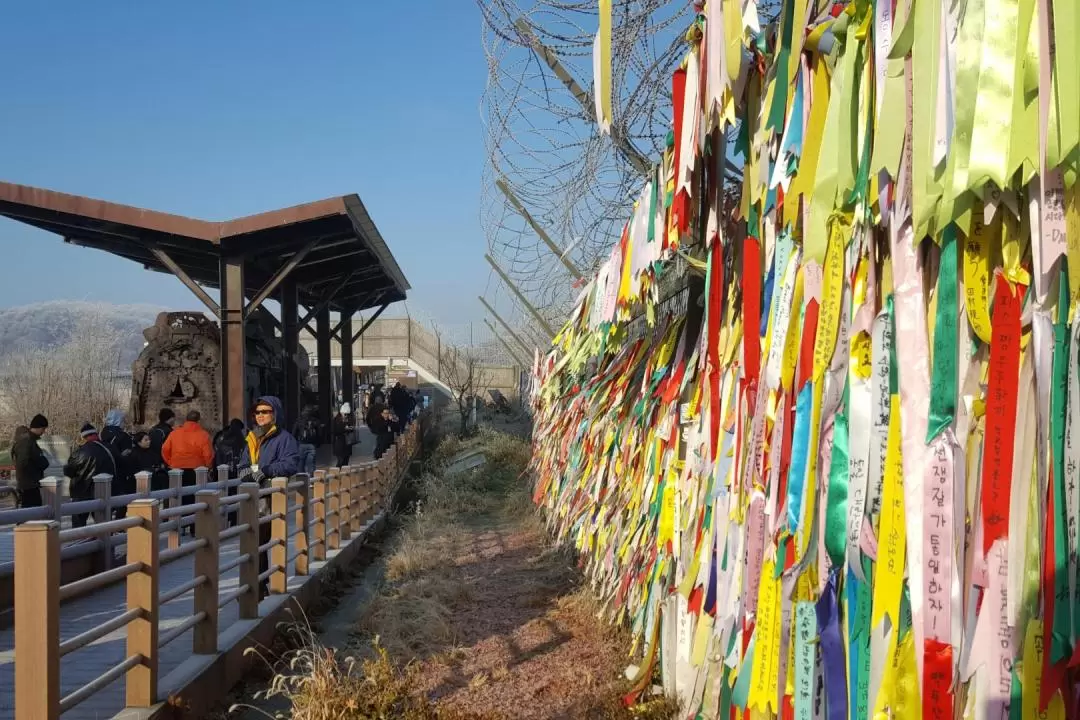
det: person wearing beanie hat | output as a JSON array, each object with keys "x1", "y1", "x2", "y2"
[
  {"x1": 331, "y1": 403, "x2": 355, "y2": 468},
  {"x1": 10, "y1": 414, "x2": 51, "y2": 508},
  {"x1": 63, "y1": 423, "x2": 118, "y2": 527}
]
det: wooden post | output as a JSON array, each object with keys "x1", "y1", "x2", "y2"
[
  {"x1": 15, "y1": 521, "x2": 60, "y2": 720},
  {"x1": 125, "y1": 499, "x2": 160, "y2": 708},
  {"x1": 40, "y1": 477, "x2": 62, "y2": 520},
  {"x1": 270, "y1": 478, "x2": 288, "y2": 594},
  {"x1": 193, "y1": 490, "x2": 220, "y2": 653},
  {"x1": 135, "y1": 471, "x2": 151, "y2": 497},
  {"x1": 238, "y1": 482, "x2": 261, "y2": 619},
  {"x1": 312, "y1": 470, "x2": 326, "y2": 562},
  {"x1": 339, "y1": 467, "x2": 353, "y2": 543},
  {"x1": 167, "y1": 469, "x2": 183, "y2": 549},
  {"x1": 294, "y1": 474, "x2": 311, "y2": 576},
  {"x1": 195, "y1": 466, "x2": 208, "y2": 490},
  {"x1": 92, "y1": 474, "x2": 113, "y2": 570},
  {"x1": 349, "y1": 467, "x2": 362, "y2": 534},
  {"x1": 327, "y1": 468, "x2": 341, "y2": 551}
]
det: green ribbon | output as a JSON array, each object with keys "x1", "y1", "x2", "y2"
[
  {"x1": 967, "y1": 0, "x2": 1023, "y2": 191},
  {"x1": 825, "y1": 379, "x2": 851, "y2": 565},
  {"x1": 939, "y1": 0, "x2": 985, "y2": 234},
  {"x1": 927, "y1": 225, "x2": 959, "y2": 441},
  {"x1": 1049, "y1": 0, "x2": 1079, "y2": 171},
  {"x1": 1052, "y1": 267, "x2": 1072, "y2": 662},
  {"x1": 766, "y1": 0, "x2": 797, "y2": 135},
  {"x1": 869, "y1": 0, "x2": 909, "y2": 184},
  {"x1": 912, "y1": 0, "x2": 944, "y2": 238}
]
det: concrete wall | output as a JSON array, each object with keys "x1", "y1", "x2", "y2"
[{"x1": 300, "y1": 318, "x2": 522, "y2": 403}]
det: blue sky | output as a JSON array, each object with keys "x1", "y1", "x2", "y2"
[{"x1": 0, "y1": 2, "x2": 488, "y2": 325}]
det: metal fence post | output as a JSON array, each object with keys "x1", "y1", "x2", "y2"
[
  {"x1": 125, "y1": 499, "x2": 160, "y2": 708},
  {"x1": 270, "y1": 478, "x2": 288, "y2": 594},
  {"x1": 40, "y1": 477, "x2": 62, "y2": 520},
  {"x1": 135, "y1": 471, "x2": 151, "y2": 498},
  {"x1": 294, "y1": 473, "x2": 311, "y2": 576},
  {"x1": 216, "y1": 464, "x2": 230, "y2": 530},
  {"x1": 238, "y1": 482, "x2": 261, "y2": 619},
  {"x1": 15, "y1": 521, "x2": 60, "y2": 720},
  {"x1": 194, "y1": 490, "x2": 220, "y2": 653},
  {"x1": 167, "y1": 469, "x2": 183, "y2": 549},
  {"x1": 92, "y1": 474, "x2": 113, "y2": 570},
  {"x1": 311, "y1": 470, "x2": 326, "y2": 562}
]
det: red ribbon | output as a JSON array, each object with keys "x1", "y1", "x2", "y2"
[
  {"x1": 980, "y1": 275, "x2": 1023, "y2": 555},
  {"x1": 922, "y1": 638, "x2": 953, "y2": 720},
  {"x1": 743, "y1": 235, "x2": 762, "y2": 414}
]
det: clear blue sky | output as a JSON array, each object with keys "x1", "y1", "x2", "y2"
[{"x1": 0, "y1": 2, "x2": 488, "y2": 325}]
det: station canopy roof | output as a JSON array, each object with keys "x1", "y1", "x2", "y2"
[{"x1": 0, "y1": 181, "x2": 410, "y2": 313}]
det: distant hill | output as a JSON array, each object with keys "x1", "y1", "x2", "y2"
[{"x1": 0, "y1": 301, "x2": 164, "y2": 367}]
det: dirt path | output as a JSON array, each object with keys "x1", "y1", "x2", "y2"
[{"x1": 228, "y1": 424, "x2": 676, "y2": 720}]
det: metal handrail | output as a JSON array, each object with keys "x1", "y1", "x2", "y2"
[
  {"x1": 160, "y1": 502, "x2": 208, "y2": 520},
  {"x1": 219, "y1": 553, "x2": 251, "y2": 575},
  {"x1": 159, "y1": 612, "x2": 207, "y2": 649},
  {"x1": 59, "y1": 562, "x2": 142, "y2": 602},
  {"x1": 160, "y1": 538, "x2": 207, "y2": 566},
  {"x1": 59, "y1": 608, "x2": 143, "y2": 657},
  {"x1": 59, "y1": 515, "x2": 142, "y2": 543},
  {"x1": 59, "y1": 654, "x2": 143, "y2": 712},
  {"x1": 160, "y1": 575, "x2": 208, "y2": 605},
  {"x1": 218, "y1": 584, "x2": 251, "y2": 609}
]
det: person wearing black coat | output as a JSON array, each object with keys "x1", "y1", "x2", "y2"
[
  {"x1": 130, "y1": 432, "x2": 168, "y2": 492},
  {"x1": 101, "y1": 409, "x2": 136, "y2": 518},
  {"x1": 63, "y1": 424, "x2": 119, "y2": 528},
  {"x1": 213, "y1": 419, "x2": 246, "y2": 526},
  {"x1": 331, "y1": 404, "x2": 354, "y2": 468},
  {"x1": 10, "y1": 414, "x2": 50, "y2": 508},
  {"x1": 366, "y1": 394, "x2": 395, "y2": 460},
  {"x1": 148, "y1": 408, "x2": 176, "y2": 467}
]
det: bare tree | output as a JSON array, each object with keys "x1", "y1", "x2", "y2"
[
  {"x1": 436, "y1": 330, "x2": 493, "y2": 437},
  {"x1": 0, "y1": 317, "x2": 126, "y2": 446}
]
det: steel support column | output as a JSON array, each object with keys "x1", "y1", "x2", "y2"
[
  {"x1": 281, "y1": 279, "x2": 300, "y2": 431},
  {"x1": 316, "y1": 306, "x2": 333, "y2": 436},
  {"x1": 220, "y1": 257, "x2": 246, "y2": 426},
  {"x1": 339, "y1": 311, "x2": 355, "y2": 414}
]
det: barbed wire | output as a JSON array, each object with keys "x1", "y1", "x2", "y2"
[{"x1": 478, "y1": 0, "x2": 693, "y2": 327}]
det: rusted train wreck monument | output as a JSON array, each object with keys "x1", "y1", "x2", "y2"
[{"x1": 0, "y1": 181, "x2": 409, "y2": 431}]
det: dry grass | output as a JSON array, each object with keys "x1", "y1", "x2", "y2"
[{"x1": 243, "y1": 427, "x2": 679, "y2": 720}]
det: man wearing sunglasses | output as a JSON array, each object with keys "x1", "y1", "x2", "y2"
[{"x1": 237, "y1": 395, "x2": 299, "y2": 599}]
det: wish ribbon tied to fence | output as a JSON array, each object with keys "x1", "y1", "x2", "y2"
[{"x1": 5, "y1": 418, "x2": 424, "y2": 719}]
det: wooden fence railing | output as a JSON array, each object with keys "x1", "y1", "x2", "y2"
[{"x1": 12, "y1": 420, "x2": 423, "y2": 719}]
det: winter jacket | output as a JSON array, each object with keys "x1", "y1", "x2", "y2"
[
  {"x1": 148, "y1": 421, "x2": 172, "y2": 465},
  {"x1": 238, "y1": 396, "x2": 300, "y2": 481},
  {"x1": 293, "y1": 416, "x2": 320, "y2": 445},
  {"x1": 162, "y1": 421, "x2": 214, "y2": 470},
  {"x1": 101, "y1": 421, "x2": 136, "y2": 495},
  {"x1": 11, "y1": 426, "x2": 49, "y2": 491},
  {"x1": 64, "y1": 436, "x2": 118, "y2": 500},
  {"x1": 213, "y1": 427, "x2": 246, "y2": 476},
  {"x1": 331, "y1": 415, "x2": 352, "y2": 457},
  {"x1": 365, "y1": 402, "x2": 389, "y2": 435}
]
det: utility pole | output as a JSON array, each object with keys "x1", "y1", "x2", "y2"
[
  {"x1": 484, "y1": 254, "x2": 557, "y2": 339},
  {"x1": 479, "y1": 296, "x2": 535, "y2": 357},
  {"x1": 496, "y1": 178, "x2": 583, "y2": 279}
]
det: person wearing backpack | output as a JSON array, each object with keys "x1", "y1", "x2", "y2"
[
  {"x1": 292, "y1": 407, "x2": 319, "y2": 475},
  {"x1": 64, "y1": 424, "x2": 119, "y2": 528}
]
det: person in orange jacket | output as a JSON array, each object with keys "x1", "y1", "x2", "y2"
[{"x1": 162, "y1": 410, "x2": 214, "y2": 513}]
